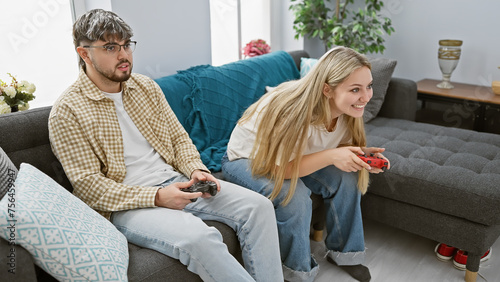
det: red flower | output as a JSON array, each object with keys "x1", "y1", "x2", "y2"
[{"x1": 242, "y1": 39, "x2": 271, "y2": 58}]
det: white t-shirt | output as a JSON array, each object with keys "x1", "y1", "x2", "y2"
[
  {"x1": 227, "y1": 93, "x2": 351, "y2": 162},
  {"x1": 103, "y1": 91, "x2": 179, "y2": 186}
]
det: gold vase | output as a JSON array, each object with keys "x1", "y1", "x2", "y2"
[
  {"x1": 437, "y1": 39, "x2": 462, "y2": 89},
  {"x1": 492, "y1": 81, "x2": 500, "y2": 95}
]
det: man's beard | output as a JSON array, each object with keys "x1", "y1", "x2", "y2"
[{"x1": 93, "y1": 59, "x2": 132, "y2": 83}]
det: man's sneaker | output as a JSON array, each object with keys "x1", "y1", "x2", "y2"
[
  {"x1": 435, "y1": 243, "x2": 457, "y2": 261},
  {"x1": 452, "y1": 248, "x2": 492, "y2": 271}
]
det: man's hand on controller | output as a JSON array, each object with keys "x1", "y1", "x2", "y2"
[
  {"x1": 155, "y1": 179, "x2": 200, "y2": 209},
  {"x1": 155, "y1": 170, "x2": 221, "y2": 209},
  {"x1": 191, "y1": 169, "x2": 221, "y2": 198}
]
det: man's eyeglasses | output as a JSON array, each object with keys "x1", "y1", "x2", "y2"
[{"x1": 82, "y1": 41, "x2": 137, "y2": 55}]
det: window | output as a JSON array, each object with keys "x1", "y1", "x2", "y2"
[
  {"x1": 2, "y1": 1, "x2": 78, "y2": 109},
  {"x1": 209, "y1": 0, "x2": 271, "y2": 66}
]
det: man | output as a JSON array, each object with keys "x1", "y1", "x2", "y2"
[{"x1": 49, "y1": 9, "x2": 283, "y2": 281}]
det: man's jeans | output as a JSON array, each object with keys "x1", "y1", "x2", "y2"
[
  {"x1": 111, "y1": 175, "x2": 283, "y2": 282},
  {"x1": 221, "y1": 155, "x2": 365, "y2": 282}
]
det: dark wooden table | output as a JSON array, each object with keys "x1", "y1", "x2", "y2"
[{"x1": 416, "y1": 79, "x2": 500, "y2": 134}]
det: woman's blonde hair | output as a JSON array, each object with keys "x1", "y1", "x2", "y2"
[{"x1": 239, "y1": 46, "x2": 371, "y2": 205}]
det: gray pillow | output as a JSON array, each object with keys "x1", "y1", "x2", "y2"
[
  {"x1": 0, "y1": 147, "x2": 17, "y2": 199},
  {"x1": 363, "y1": 57, "x2": 397, "y2": 123}
]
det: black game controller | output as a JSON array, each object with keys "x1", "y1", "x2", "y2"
[{"x1": 185, "y1": 181, "x2": 218, "y2": 202}]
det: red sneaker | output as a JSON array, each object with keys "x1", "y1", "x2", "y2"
[
  {"x1": 452, "y1": 248, "x2": 492, "y2": 271},
  {"x1": 435, "y1": 243, "x2": 457, "y2": 261}
]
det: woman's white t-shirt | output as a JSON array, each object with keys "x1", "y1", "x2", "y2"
[{"x1": 227, "y1": 92, "x2": 351, "y2": 162}]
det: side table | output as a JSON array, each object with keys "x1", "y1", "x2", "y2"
[{"x1": 416, "y1": 79, "x2": 500, "y2": 134}]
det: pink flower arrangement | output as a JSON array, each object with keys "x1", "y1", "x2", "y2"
[{"x1": 242, "y1": 39, "x2": 271, "y2": 58}]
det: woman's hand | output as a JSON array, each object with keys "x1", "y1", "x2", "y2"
[
  {"x1": 329, "y1": 146, "x2": 372, "y2": 172},
  {"x1": 361, "y1": 147, "x2": 390, "y2": 174}
]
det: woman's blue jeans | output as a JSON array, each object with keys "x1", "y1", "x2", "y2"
[
  {"x1": 221, "y1": 155, "x2": 365, "y2": 282},
  {"x1": 111, "y1": 175, "x2": 283, "y2": 282}
]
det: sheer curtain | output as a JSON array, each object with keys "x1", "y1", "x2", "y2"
[
  {"x1": 1, "y1": 1, "x2": 78, "y2": 109},
  {"x1": 209, "y1": 0, "x2": 271, "y2": 66}
]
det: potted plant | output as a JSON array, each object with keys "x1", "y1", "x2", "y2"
[{"x1": 289, "y1": 0, "x2": 395, "y2": 54}]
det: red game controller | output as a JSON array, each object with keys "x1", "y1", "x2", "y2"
[{"x1": 358, "y1": 154, "x2": 389, "y2": 170}]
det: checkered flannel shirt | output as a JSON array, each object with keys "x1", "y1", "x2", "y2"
[{"x1": 49, "y1": 69, "x2": 209, "y2": 220}]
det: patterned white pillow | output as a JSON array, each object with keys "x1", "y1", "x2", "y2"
[
  {"x1": 300, "y1": 57, "x2": 318, "y2": 78},
  {"x1": 0, "y1": 163, "x2": 129, "y2": 281}
]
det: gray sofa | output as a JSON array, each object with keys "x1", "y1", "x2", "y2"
[
  {"x1": 362, "y1": 105, "x2": 500, "y2": 281},
  {"x1": 0, "y1": 105, "x2": 242, "y2": 282},
  {"x1": 295, "y1": 50, "x2": 499, "y2": 281},
  {"x1": 0, "y1": 50, "x2": 499, "y2": 282}
]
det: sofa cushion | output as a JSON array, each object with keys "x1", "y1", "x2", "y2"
[
  {"x1": 363, "y1": 57, "x2": 397, "y2": 123},
  {"x1": 365, "y1": 117, "x2": 500, "y2": 225},
  {"x1": 126, "y1": 220, "x2": 241, "y2": 282},
  {"x1": 127, "y1": 243, "x2": 201, "y2": 282},
  {"x1": 0, "y1": 164, "x2": 129, "y2": 281},
  {"x1": 0, "y1": 106, "x2": 73, "y2": 192},
  {"x1": 155, "y1": 51, "x2": 300, "y2": 172},
  {"x1": 0, "y1": 147, "x2": 17, "y2": 199}
]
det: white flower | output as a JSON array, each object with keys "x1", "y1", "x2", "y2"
[
  {"x1": 0, "y1": 100, "x2": 11, "y2": 114},
  {"x1": 4, "y1": 86, "x2": 16, "y2": 98},
  {"x1": 26, "y1": 82, "x2": 36, "y2": 94},
  {"x1": 18, "y1": 80, "x2": 29, "y2": 89},
  {"x1": 19, "y1": 102, "x2": 30, "y2": 111},
  {"x1": 0, "y1": 75, "x2": 36, "y2": 109},
  {"x1": 18, "y1": 80, "x2": 36, "y2": 94}
]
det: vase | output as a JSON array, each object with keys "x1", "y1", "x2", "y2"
[
  {"x1": 11, "y1": 105, "x2": 19, "y2": 113},
  {"x1": 492, "y1": 81, "x2": 500, "y2": 95},
  {"x1": 437, "y1": 39, "x2": 462, "y2": 89}
]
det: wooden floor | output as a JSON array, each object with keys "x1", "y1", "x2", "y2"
[{"x1": 312, "y1": 218, "x2": 499, "y2": 282}]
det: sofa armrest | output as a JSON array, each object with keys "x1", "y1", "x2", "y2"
[
  {"x1": 377, "y1": 77, "x2": 417, "y2": 121},
  {"x1": 288, "y1": 50, "x2": 310, "y2": 71},
  {"x1": 0, "y1": 238, "x2": 37, "y2": 281}
]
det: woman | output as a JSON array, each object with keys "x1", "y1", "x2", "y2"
[{"x1": 221, "y1": 47, "x2": 390, "y2": 282}]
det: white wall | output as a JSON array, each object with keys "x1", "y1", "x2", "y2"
[
  {"x1": 78, "y1": 0, "x2": 300, "y2": 78},
  {"x1": 380, "y1": 0, "x2": 499, "y2": 87},
  {"x1": 298, "y1": 0, "x2": 500, "y2": 87},
  {"x1": 73, "y1": 0, "x2": 500, "y2": 87},
  {"x1": 271, "y1": 0, "x2": 304, "y2": 52},
  {"x1": 111, "y1": 0, "x2": 212, "y2": 79},
  {"x1": 1, "y1": 1, "x2": 78, "y2": 109}
]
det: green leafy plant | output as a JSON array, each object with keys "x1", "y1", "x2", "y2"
[{"x1": 290, "y1": 0, "x2": 395, "y2": 54}]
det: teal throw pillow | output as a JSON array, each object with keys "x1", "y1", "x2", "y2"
[
  {"x1": 0, "y1": 163, "x2": 129, "y2": 281},
  {"x1": 300, "y1": 57, "x2": 318, "y2": 78}
]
